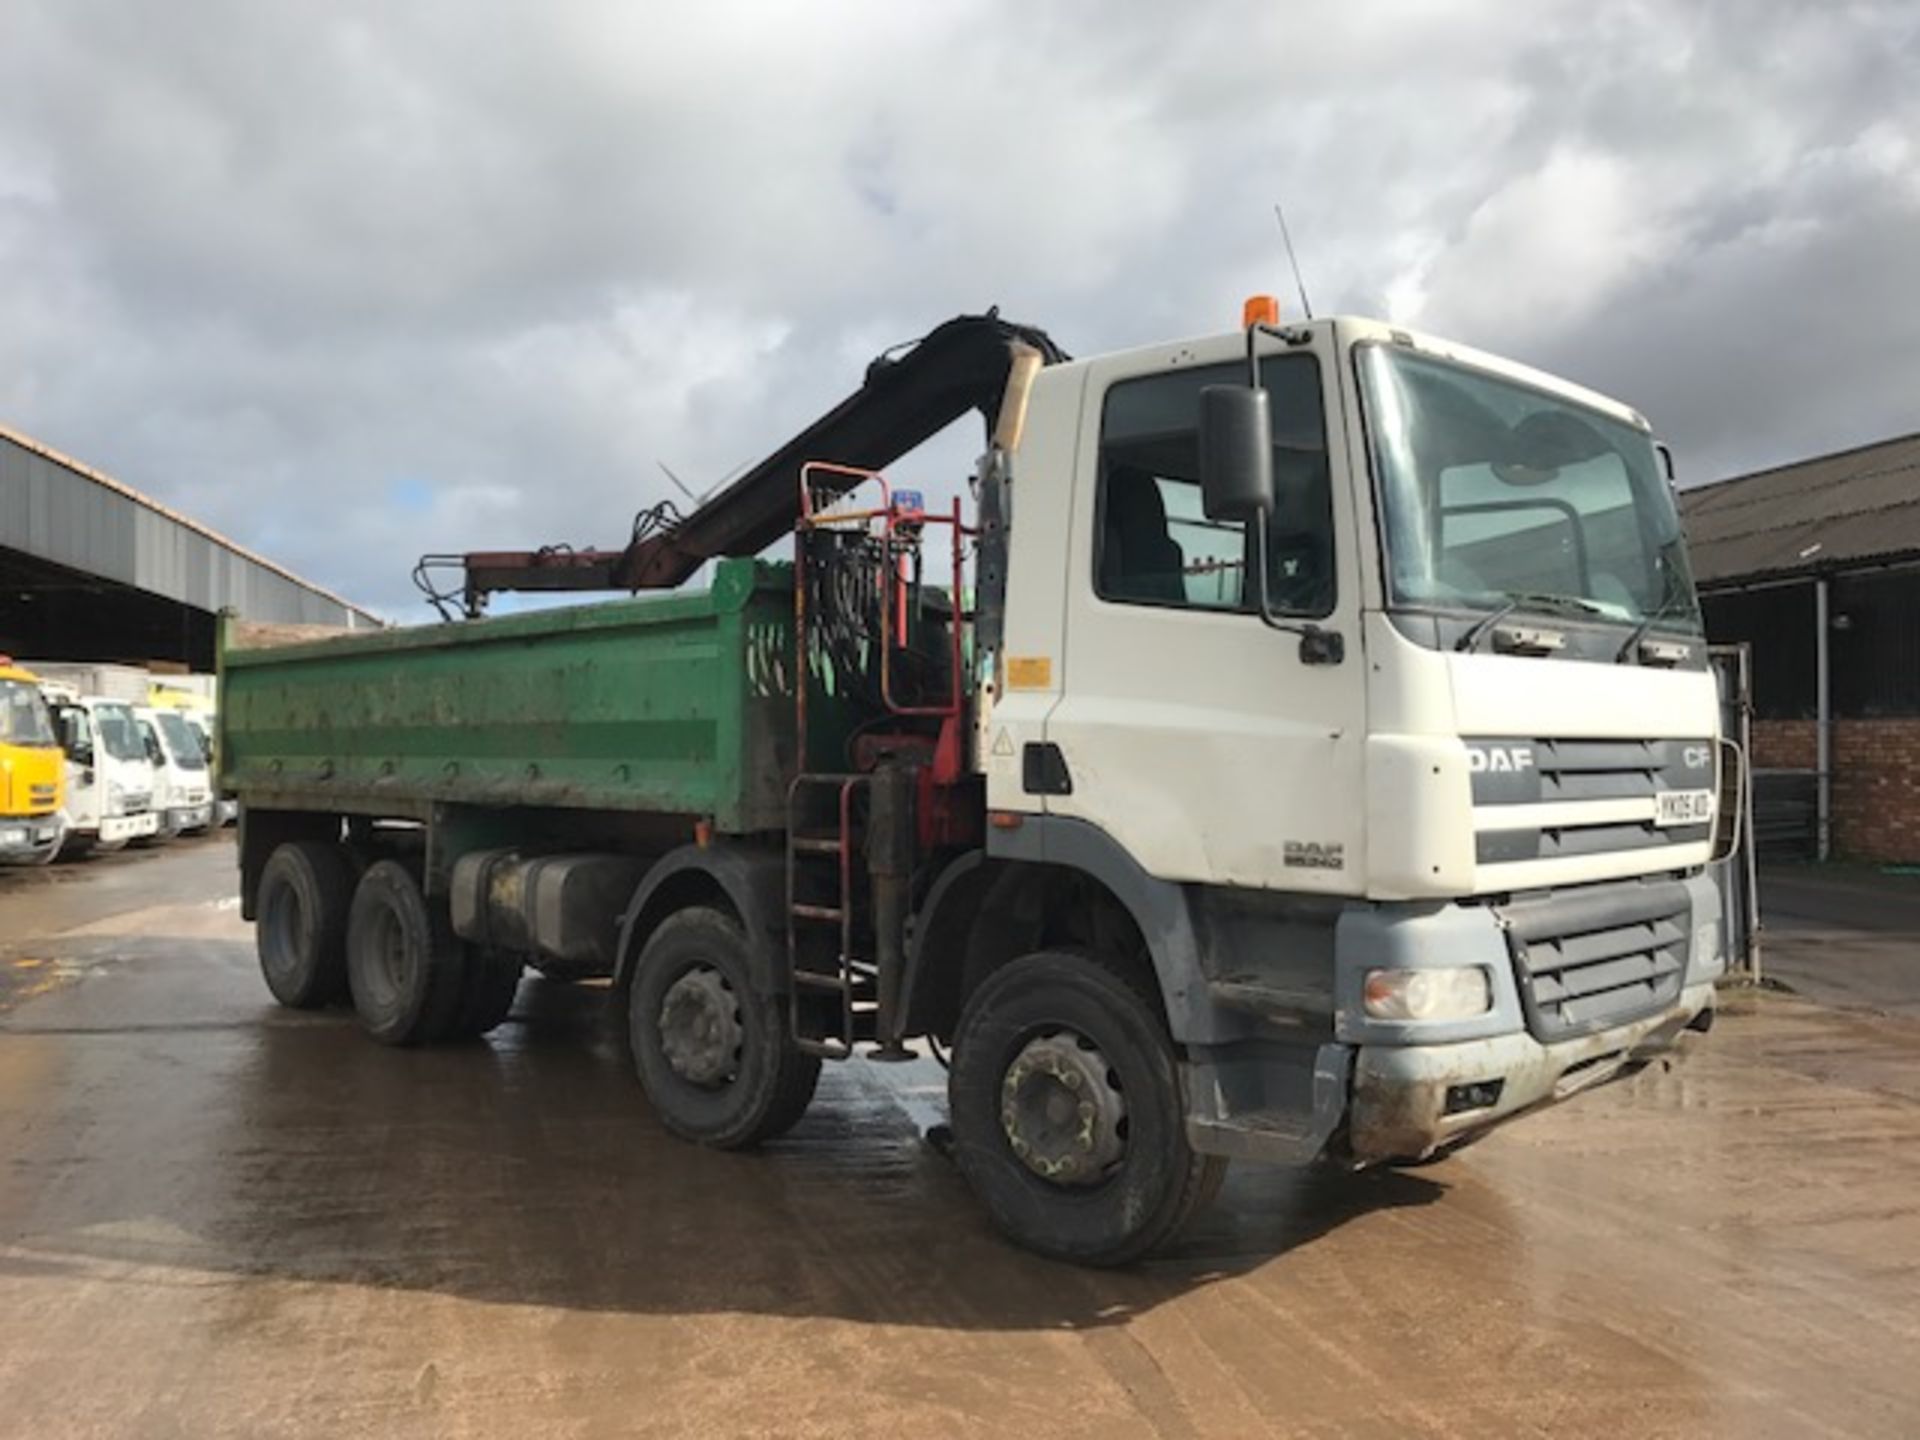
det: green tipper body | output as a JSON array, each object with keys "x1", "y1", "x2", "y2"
[{"x1": 219, "y1": 559, "x2": 799, "y2": 835}]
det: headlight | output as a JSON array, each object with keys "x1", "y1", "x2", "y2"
[{"x1": 1363, "y1": 966, "x2": 1493, "y2": 1021}]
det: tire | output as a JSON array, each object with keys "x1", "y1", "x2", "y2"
[
  {"x1": 256, "y1": 841, "x2": 355, "y2": 1009},
  {"x1": 627, "y1": 907, "x2": 820, "y2": 1149},
  {"x1": 345, "y1": 860, "x2": 467, "y2": 1046},
  {"x1": 948, "y1": 949, "x2": 1227, "y2": 1266},
  {"x1": 446, "y1": 950, "x2": 523, "y2": 1039}
]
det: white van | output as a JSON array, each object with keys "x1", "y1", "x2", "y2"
[
  {"x1": 133, "y1": 705, "x2": 214, "y2": 838},
  {"x1": 43, "y1": 687, "x2": 160, "y2": 855}
]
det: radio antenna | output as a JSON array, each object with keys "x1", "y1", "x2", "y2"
[{"x1": 1273, "y1": 203, "x2": 1314, "y2": 321}]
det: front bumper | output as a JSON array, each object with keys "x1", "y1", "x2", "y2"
[
  {"x1": 100, "y1": 811, "x2": 161, "y2": 844},
  {"x1": 169, "y1": 803, "x2": 214, "y2": 833},
  {"x1": 1181, "y1": 870, "x2": 1726, "y2": 1166},
  {"x1": 0, "y1": 814, "x2": 63, "y2": 864},
  {"x1": 1346, "y1": 981, "x2": 1714, "y2": 1162}
]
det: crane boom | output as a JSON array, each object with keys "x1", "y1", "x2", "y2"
[{"x1": 434, "y1": 311, "x2": 1064, "y2": 614}]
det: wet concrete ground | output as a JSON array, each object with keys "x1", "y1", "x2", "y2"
[
  {"x1": 3, "y1": 842, "x2": 1918, "y2": 1438},
  {"x1": 1761, "y1": 863, "x2": 1920, "y2": 1018}
]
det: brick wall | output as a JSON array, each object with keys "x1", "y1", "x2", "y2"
[
  {"x1": 1751, "y1": 719, "x2": 1816, "y2": 769},
  {"x1": 1750, "y1": 716, "x2": 1920, "y2": 863}
]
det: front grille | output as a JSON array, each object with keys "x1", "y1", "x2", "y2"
[
  {"x1": 1469, "y1": 737, "x2": 1715, "y2": 866},
  {"x1": 30, "y1": 783, "x2": 57, "y2": 803},
  {"x1": 1498, "y1": 878, "x2": 1690, "y2": 1041},
  {"x1": 122, "y1": 793, "x2": 152, "y2": 814}
]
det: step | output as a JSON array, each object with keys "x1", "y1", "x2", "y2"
[
  {"x1": 790, "y1": 836, "x2": 845, "y2": 856},
  {"x1": 792, "y1": 970, "x2": 851, "y2": 992},
  {"x1": 790, "y1": 903, "x2": 844, "y2": 923}
]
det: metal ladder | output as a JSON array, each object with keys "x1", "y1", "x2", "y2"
[{"x1": 786, "y1": 774, "x2": 881, "y2": 1058}]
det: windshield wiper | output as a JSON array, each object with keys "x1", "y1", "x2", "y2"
[
  {"x1": 1615, "y1": 548, "x2": 1696, "y2": 663},
  {"x1": 1455, "y1": 592, "x2": 1609, "y2": 653}
]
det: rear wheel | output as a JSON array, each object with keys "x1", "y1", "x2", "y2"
[
  {"x1": 627, "y1": 907, "x2": 820, "y2": 1148},
  {"x1": 948, "y1": 950, "x2": 1226, "y2": 1266},
  {"x1": 257, "y1": 841, "x2": 354, "y2": 1009},
  {"x1": 346, "y1": 860, "x2": 466, "y2": 1046}
]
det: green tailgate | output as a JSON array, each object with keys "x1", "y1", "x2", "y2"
[{"x1": 219, "y1": 559, "x2": 798, "y2": 834}]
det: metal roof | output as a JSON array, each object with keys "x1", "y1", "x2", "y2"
[
  {"x1": 0, "y1": 422, "x2": 381, "y2": 627},
  {"x1": 1679, "y1": 431, "x2": 1920, "y2": 590}
]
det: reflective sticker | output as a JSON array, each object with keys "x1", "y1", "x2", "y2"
[
  {"x1": 991, "y1": 729, "x2": 1015, "y2": 757},
  {"x1": 1005, "y1": 656, "x2": 1052, "y2": 690}
]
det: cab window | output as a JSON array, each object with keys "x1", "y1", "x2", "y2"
[{"x1": 1095, "y1": 355, "x2": 1333, "y2": 616}]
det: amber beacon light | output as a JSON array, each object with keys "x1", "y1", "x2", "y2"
[{"x1": 1242, "y1": 294, "x2": 1280, "y2": 328}]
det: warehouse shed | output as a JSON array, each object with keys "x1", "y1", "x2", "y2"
[
  {"x1": 1680, "y1": 431, "x2": 1920, "y2": 863},
  {"x1": 0, "y1": 423, "x2": 379, "y2": 670}
]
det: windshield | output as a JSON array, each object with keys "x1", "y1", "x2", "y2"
[
  {"x1": 1, "y1": 679, "x2": 58, "y2": 746},
  {"x1": 185, "y1": 714, "x2": 215, "y2": 762},
  {"x1": 1359, "y1": 345, "x2": 1700, "y2": 632},
  {"x1": 155, "y1": 710, "x2": 209, "y2": 770},
  {"x1": 94, "y1": 703, "x2": 148, "y2": 763}
]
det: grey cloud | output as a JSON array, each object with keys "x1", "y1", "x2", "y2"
[{"x1": 1, "y1": 1, "x2": 1914, "y2": 614}]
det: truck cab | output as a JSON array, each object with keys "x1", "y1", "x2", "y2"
[
  {"x1": 178, "y1": 707, "x2": 237, "y2": 826},
  {"x1": 43, "y1": 685, "x2": 161, "y2": 856},
  {"x1": 0, "y1": 656, "x2": 65, "y2": 865},
  {"x1": 133, "y1": 705, "x2": 215, "y2": 839},
  {"x1": 978, "y1": 314, "x2": 1722, "y2": 1170}
]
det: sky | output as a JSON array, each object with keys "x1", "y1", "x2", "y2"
[{"x1": 2, "y1": 0, "x2": 1916, "y2": 618}]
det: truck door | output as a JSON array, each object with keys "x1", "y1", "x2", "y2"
[{"x1": 1042, "y1": 334, "x2": 1368, "y2": 893}]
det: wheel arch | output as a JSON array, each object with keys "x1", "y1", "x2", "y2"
[
  {"x1": 906, "y1": 820, "x2": 1212, "y2": 1044},
  {"x1": 614, "y1": 841, "x2": 787, "y2": 997}
]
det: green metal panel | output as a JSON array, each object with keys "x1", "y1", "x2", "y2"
[{"x1": 220, "y1": 559, "x2": 799, "y2": 833}]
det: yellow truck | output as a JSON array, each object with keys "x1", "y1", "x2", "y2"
[{"x1": 0, "y1": 655, "x2": 65, "y2": 865}]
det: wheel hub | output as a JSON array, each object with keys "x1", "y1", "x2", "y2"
[
  {"x1": 658, "y1": 966, "x2": 743, "y2": 1088},
  {"x1": 1000, "y1": 1030, "x2": 1127, "y2": 1186}
]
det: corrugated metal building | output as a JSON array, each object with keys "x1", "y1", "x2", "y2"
[
  {"x1": 0, "y1": 423, "x2": 379, "y2": 670},
  {"x1": 1680, "y1": 432, "x2": 1920, "y2": 863}
]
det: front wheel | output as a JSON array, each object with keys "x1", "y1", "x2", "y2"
[
  {"x1": 627, "y1": 907, "x2": 819, "y2": 1149},
  {"x1": 948, "y1": 950, "x2": 1226, "y2": 1266}
]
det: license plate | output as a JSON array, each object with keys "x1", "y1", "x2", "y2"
[{"x1": 1655, "y1": 789, "x2": 1715, "y2": 827}]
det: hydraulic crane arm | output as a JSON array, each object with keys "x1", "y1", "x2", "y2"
[{"x1": 427, "y1": 311, "x2": 1065, "y2": 615}]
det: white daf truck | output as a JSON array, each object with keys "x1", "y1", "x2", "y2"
[
  {"x1": 231, "y1": 306, "x2": 1728, "y2": 1265},
  {"x1": 42, "y1": 686, "x2": 160, "y2": 855}
]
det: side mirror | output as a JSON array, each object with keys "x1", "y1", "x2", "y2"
[
  {"x1": 144, "y1": 731, "x2": 165, "y2": 765},
  {"x1": 1198, "y1": 385, "x2": 1275, "y2": 523},
  {"x1": 58, "y1": 713, "x2": 94, "y2": 767}
]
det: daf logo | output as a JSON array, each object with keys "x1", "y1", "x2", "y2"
[
  {"x1": 1682, "y1": 745, "x2": 1712, "y2": 770},
  {"x1": 1468, "y1": 745, "x2": 1535, "y2": 774}
]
